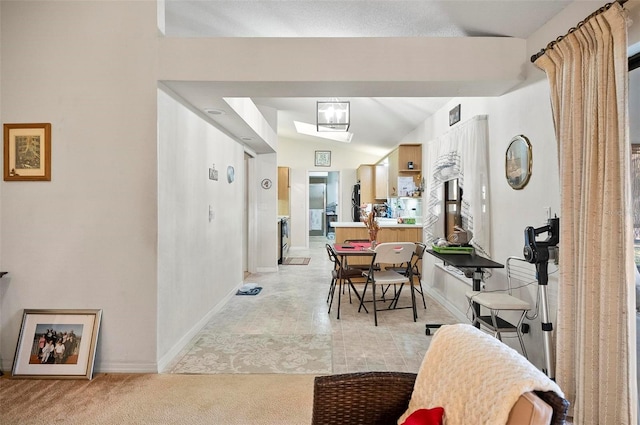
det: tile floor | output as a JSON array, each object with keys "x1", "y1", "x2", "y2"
[{"x1": 167, "y1": 236, "x2": 460, "y2": 375}]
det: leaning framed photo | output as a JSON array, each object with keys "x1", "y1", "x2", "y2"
[
  {"x1": 3, "y1": 123, "x2": 52, "y2": 181},
  {"x1": 12, "y1": 309, "x2": 102, "y2": 379}
]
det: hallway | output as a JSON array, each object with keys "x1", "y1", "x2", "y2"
[{"x1": 166, "y1": 237, "x2": 460, "y2": 374}]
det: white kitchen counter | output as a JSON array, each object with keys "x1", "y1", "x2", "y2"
[{"x1": 330, "y1": 221, "x2": 422, "y2": 229}]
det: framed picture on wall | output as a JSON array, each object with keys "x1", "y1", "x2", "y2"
[
  {"x1": 505, "y1": 135, "x2": 533, "y2": 190},
  {"x1": 3, "y1": 123, "x2": 52, "y2": 181},
  {"x1": 449, "y1": 105, "x2": 461, "y2": 126},
  {"x1": 315, "y1": 150, "x2": 331, "y2": 167},
  {"x1": 11, "y1": 309, "x2": 102, "y2": 379}
]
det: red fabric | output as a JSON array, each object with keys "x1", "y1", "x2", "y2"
[{"x1": 401, "y1": 407, "x2": 445, "y2": 425}]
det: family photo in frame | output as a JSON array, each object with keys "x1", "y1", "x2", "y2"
[{"x1": 12, "y1": 309, "x2": 102, "y2": 379}]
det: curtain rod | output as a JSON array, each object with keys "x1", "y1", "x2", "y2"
[{"x1": 530, "y1": 0, "x2": 627, "y2": 63}]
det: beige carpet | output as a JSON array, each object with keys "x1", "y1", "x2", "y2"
[{"x1": 0, "y1": 373, "x2": 316, "y2": 424}]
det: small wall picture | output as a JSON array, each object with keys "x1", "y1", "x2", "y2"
[
  {"x1": 12, "y1": 309, "x2": 102, "y2": 379},
  {"x1": 3, "y1": 123, "x2": 52, "y2": 181},
  {"x1": 449, "y1": 104, "x2": 461, "y2": 126},
  {"x1": 315, "y1": 150, "x2": 331, "y2": 167}
]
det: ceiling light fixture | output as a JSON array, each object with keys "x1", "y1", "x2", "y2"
[{"x1": 317, "y1": 101, "x2": 350, "y2": 132}]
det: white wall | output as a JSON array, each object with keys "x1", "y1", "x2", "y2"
[
  {"x1": 277, "y1": 136, "x2": 380, "y2": 248},
  {"x1": 0, "y1": 0, "x2": 278, "y2": 373},
  {"x1": 255, "y1": 152, "x2": 278, "y2": 271},
  {"x1": 404, "y1": 80, "x2": 560, "y2": 370},
  {"x1": 407, "y1": 0, "x2": 640, "y2": 370},
  {"x1": 1, "y1": 0, "x2": 636, "y2": 374},
  {"x1": 157, "y1": 89, "x2": 245, "y2": 368},
  {"x1": 0, "y1": 1, "x2": 159, "y2": 371}
]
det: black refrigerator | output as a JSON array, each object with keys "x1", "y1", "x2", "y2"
[{"x1": 351, "y1": 183, "x2": 361, "y2": 222}]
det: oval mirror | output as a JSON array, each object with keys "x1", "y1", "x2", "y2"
[{"x1": 505, "y1": 135, "x2": 532, "y2": 190}]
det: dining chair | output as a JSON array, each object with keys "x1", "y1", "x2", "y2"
[
  {"x1": 325, "y1": 244, "x2": 366, "y2": 319},
  {"x1": 386, "y1": 242, "x2": 428, "y2": 309},
  {"x1": 465, "y1": 256, "x2": 533, "y2": 358},
  {"x1": 358, "y1": 242, "x2": 416, "y2": 326}
]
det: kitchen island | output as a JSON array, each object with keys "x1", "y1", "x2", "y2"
[
  {"x1": 331, "y1": 220, "x2": 423, "y2": 267},
  {"x1": 331, "y1": 219, "x2": 423, "y2": 244}
]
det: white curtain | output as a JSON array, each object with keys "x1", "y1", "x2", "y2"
[
  {"x1": 423, "y1": 115, "x2": 491, "y2": 257},
  {"x1": 534, "y1": 3, "x2": 637, "y2": 424}
]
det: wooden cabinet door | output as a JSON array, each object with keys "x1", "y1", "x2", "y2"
[
  {"x1": 397, "y1": 144, "x2": 422, "y2": 192},
  {"x1": 387, "y1": 149, "x2": 399, "y2": 197},
  {"x1": 395, "y1": 227, "x2": 421, "y2": 243},
  {"x1": 398, "y1": 144, "x2": 422, "y2": 172},
  {"x1": 278, "y1": 167, "x2": 290, "y2": 216},
  {"x1": 357, "y1": 165, "x2": 375, "y2": 204},
  {"x1": 278, "y1": 167, "x2": 289, "y2": 195},
  {"x1": 375, "y1": 165, "x2": 388, "y2": 200}
]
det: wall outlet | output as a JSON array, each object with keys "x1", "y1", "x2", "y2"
[
  {"x1": 544, "y1": 206, "x2": 551, "y2": 220},
  {"x1": 209, "y1": 205, "x2": 215, "y2": 222}
]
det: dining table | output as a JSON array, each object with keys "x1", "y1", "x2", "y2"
[
  {"x1": 332, "y1": 241, "x2": 374, "y2": 256},
  {"x1": 331, "y1": 242, "x2": 375, "y2": 318},
  {"x1": 424, "y1": 249, "x2": 504, "y2": 335},
  {"x1": 333, "y1": 241, "x2": 377, "y2": 273}
]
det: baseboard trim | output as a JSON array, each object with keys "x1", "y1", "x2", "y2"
[
  {"x1": 95, "y1": 363, "x2": 158, "y2": 374},
  {"x1": 256, "y1": 266, "x2": 278, "y2": 273},
  {"x1": 422, "y1": 283, "x2": 468, "y2": 324},
  {"x1": 157, "y1": 283, "x2": 241, "y2": 372}
]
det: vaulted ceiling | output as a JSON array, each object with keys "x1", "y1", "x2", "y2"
[{"x1": 160, "y1": 1, "x2": 575, "y2": 154}]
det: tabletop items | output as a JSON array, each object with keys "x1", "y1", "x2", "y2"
[{"x1": 362, "y1": 211, "x2": 380, "y2": 243}]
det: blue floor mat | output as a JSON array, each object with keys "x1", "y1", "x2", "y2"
[{"x1": 236, "y1": 284, "x2": 262, "y2": 296}]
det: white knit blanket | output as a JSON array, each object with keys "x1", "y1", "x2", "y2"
[{"x1": 398, "y1": 324, "x2": 563, "y2": 425}]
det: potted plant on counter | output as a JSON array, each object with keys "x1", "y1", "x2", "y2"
[{"x1": 363, "y1": 211, "x2": 380, "y2": 247}]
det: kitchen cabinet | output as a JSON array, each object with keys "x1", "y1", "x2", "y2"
[
  {"x1": 386, "y1": 149, "x2": 399, "y2": 197},
  {"x1": 386, "y1": 144, "x2": 422, "y2": 197},
  {"x1": 334, "y1": 225, "x2": 422, "y2": 245},
  {"x1": 394, "y1": 227, "x2": 422, "y2": 243},
  {"x1": 357, "y1": 164, "x2": 376, "y2": 204},
  {"x1": 359, "y1": 164, "x2": 388, "y2": 202},
  {"x1": 398, "y1": 144, "x2": 422, "y2": 173},
  {"x1": 278, "y1": 166, "x2": 290, "y2": 216},
  {"x1": 375, "y1": 165, "x2": 388, "y2": 200}
]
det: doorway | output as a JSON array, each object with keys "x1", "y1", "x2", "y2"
[
  {"x1": 308, "y1": 171, "x2": 340, "y2": 237},
  {"x1": 244, "y1": 151, "x2": 255, "y2": 277}
]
